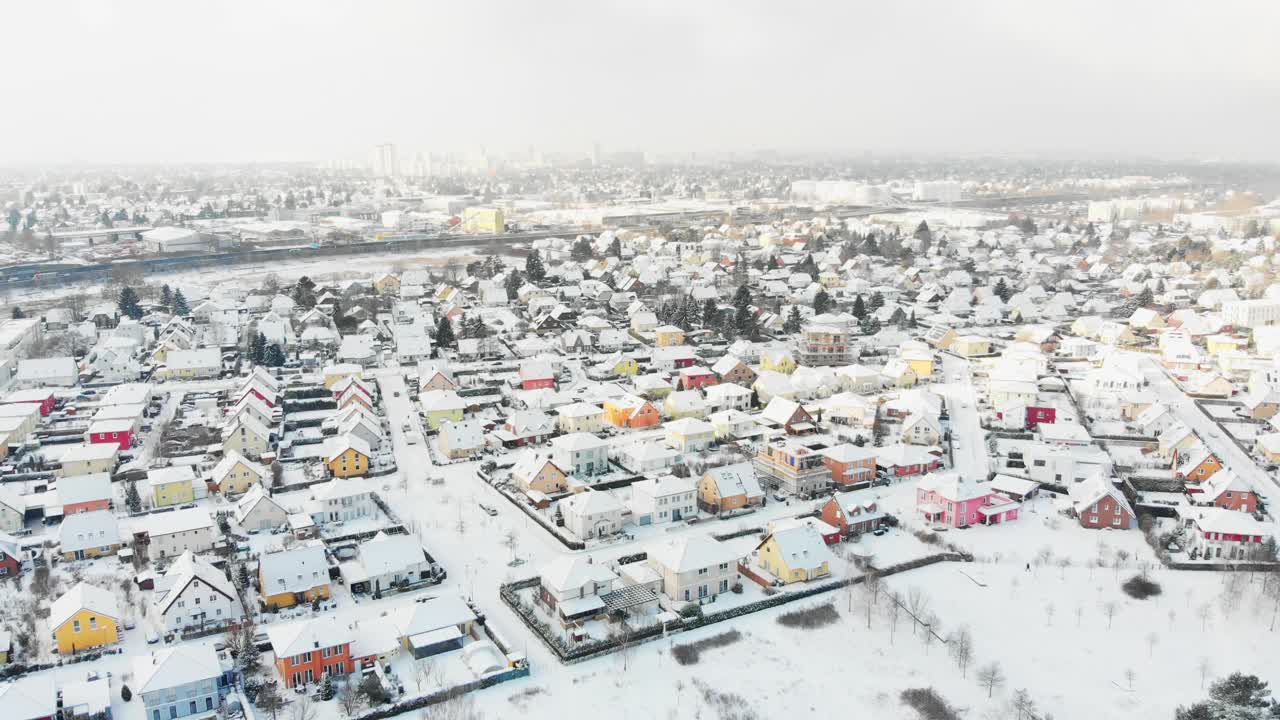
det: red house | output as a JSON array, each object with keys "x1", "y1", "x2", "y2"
[
  {"x1": 678, "y1": 366, "x2": 719, "y2": 391},
  {"x1": 0, "y1": 535, "x2": 24, "y2": 579},
  {"x1": 239, "y1": 381, "x2": 277, "y2": 408},
  {"x1": 820, "y1": 492, "x2": 886, "y2": 537},
  {"x1": 59, "y1": 473, "x2": 113, "y2": 516},
  {"x1": 86, "y1": 419, "x2": 134, "y2": 451},
  {"x1": 821, "y1": 444, "x2": 877, "y2": 487},
  {"x1": 875, "y1": 443, "x2": 943, "y2": 478},
  {"x1": 268, "y1": 618, "x2": 357, "y2": 688},
  {"x1": 1069, "y1": 476, "x2": 1135, "y2": 529},
  {"x1": 1025, "y1": 406, "x2": 1056, "y2": 429},
  {"x1": 1191, "y1": 470, "x2": 1258, "y2": 513},
  {"x1": 518, "y1": 361, "x2": 556, "y2": 391},
  {"x1": 2, "y1": 388, "x2": 57, "y2": 417}
]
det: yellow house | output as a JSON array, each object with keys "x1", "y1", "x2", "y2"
[
  {"x1": 221, "y1": 416, "x2": 272, "y2": 459},
  {"x1": 556, "y1": 403, "x2": 604, "y2": 434},
  {"x1": 51, "y1": 582, "x2": 120, "y2": 654},
  {"x1": 374, "y1": 273, "x2": 401, "y2": 296},
  {"x1": 755, "y1": 527, "x2": 835, "y2": 585},
  {"x1": 952, "y1": 335, "x2": 992, "y2": 357},
  {"x1": 325, "y1": 436, "x2": 370, "y2": 478},
  {"x1": 513, "y1": 454, "x2": 567, "y2": 494},
  {"x1": 1205, "y1": 334, "x2": 1247, "y2": 357},
  {"x1": 760, "y1": 348, "x2": 797, "y2": 374},
  {"x1": 1255, "y1": 432, "x2": 1280, "y2": 463},
  {"x1": 419, "y1": 390, "x2": 466, "y2": 429},
  {"x1": 654, "y1": 325, "x2": 686, "y2": 347},
  {"x1": 899, "y1": 347, "x2": 934, "y2": 379},
  {"x1": 211, "y1": 451, "x2": 267, "y2": 494},
  {"x1": 259, "y1": 545, "x2": 331, "y2": 610},
  {"x1": 881, "y1": 359, "x2": 918, "y2": 388},
  {"x1": 148, "y1": 467, "x2": 197, "y2": 508},
  {"x1": 323, "y1": 363, "x2": 364, "y2": 389},
  {"x1": 597, "y1": 353, "x2": 639, "y2": 376}
]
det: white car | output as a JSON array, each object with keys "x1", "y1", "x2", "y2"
[{"x1": 405, "y1": 432, "x2": 423, "y2": 445}]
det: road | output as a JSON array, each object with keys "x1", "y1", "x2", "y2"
[
  {"x1": 938, "y1": 354, "x2": 990, "y2": 481},
  {"x1": 1134, "y1": 352, "x2": 1279, "y2": 496}
]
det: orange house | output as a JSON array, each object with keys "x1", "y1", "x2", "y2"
[
  {"x1": 268, "y1": 618, "x2": 356, "y2": 688},
  {"x1": 603, "y1": 395, "x2": 662, "y2": 429},
  {"x1": 1177, "y1": 451, "x2": 1222, "y2": 483}
]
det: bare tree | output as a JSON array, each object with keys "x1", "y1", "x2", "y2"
[
  {"x1": 1044, "y1": 602, "x2": 1056, "y2": 627},
  {"x1": 948, "y1": 625, "x2": 975, "y2": 678},
  {"x1": 977, "y1": 662, "x2": 1005, "y2": 698},
  {"x1": 290, "y1": 696, "x2": 318, "y2": 720},
  {"x1": 414, "y1": 658, "x2": 440, "y2": 693},
  {"x1": 1196, "y1": 602, "x2": 1212, "y2": 631},
  {"x1": 921, "y1": 611, "x2": 940, "y2": 655},
  {"x1": 907, "y1": 587, "x2": 931, "y2": 637},
  {"x1": 1036, "y1": 545, "x2": 1053, "y2": 569},
  {"x1": 337, "y1": 685, "x2": 367, "y2": 719},
  {"x1": 270, "y1": 460, "x2": 284, "y2": 490},
  {"x1": 1010, "y1": 689, "x2": 1036, "y2": 720},
  {"x1": 257, "y1": 682, "x2": 285, "y2": 720},
  {"x1": 1057, "y1": 556, "x2": 1072, "y2": 580},
  {"x1": 501, "y1": 529, "x2": 518, "y2": 562},
  {"x1": 1101, "y1": 601, "x2": 1117, "y2": 629},
  {"x1": 1114, "y1": 549, "x2": 1130, "y2": 578},
  {"x1": 889, "y1": 591, "x2": 903, "y2": 645},
  {"x1": 612, "y1": 618, "x2": 635, "y2": 672},
  {"x1": 427, "y1": 694, "x2": 484, "y2": 720},
  {"x1": 1197, "y1": 657, "x2": 1212, "y2": 689},
  {"x1": 1123, "y1": 668, "x2": 1136, "y2": 691},
  {"x1": 858, "y1": 570, "x2": 882, "y2": 630},
  {"x1": 1167, "y1": 608, "x2": 1177, "y2": 631},
  {"x1": 1074, "y1": 604, "x2": 1085, "y2": 628},
  {"x1": 1145, "y1": 631, "x2": 1158, "y2": 658}
]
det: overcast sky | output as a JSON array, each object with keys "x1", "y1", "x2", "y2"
[{"x1": 4, "y1": 0, "x2": 1278, "y2": 165}]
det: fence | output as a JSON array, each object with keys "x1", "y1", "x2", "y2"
[{"x1": 501, "y1": 552, "x2": 967, "y2": 665}]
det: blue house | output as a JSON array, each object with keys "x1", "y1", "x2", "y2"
[{"x1": 134, "y1": 645, "x2": 236, "y2": 720}]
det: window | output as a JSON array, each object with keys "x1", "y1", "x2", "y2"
[
  {"x1": 1112, "y1": 516, "x2": 1122, "y2": 526},
  {"x1": 73, "y1": 620, "x2": 81, "y2": 633},
  {"x1": 89, "y1": 617, "x2": 98, "y2": 630}
]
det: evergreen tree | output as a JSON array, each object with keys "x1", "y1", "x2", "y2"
[
  {"x1": 813, "y1": 288, "x2": 832, "y2": 315},
  {"x1": 860, "y1": 316, "x2": 881, "y2": 335},
  {"x1": 733, "y1": 285, "x2": 756, "y2": 338},
  {"x1": 783, "y1": 305, "x2": 803, "y2": 334},
  {"x1": 505, "y1": 270, "x2": 523, "y2": 300},
  {"x1": 852, "y1": 295, "x2": 867, "y2": 319},
  {"x1": 171, "y1": 289, "x2": 189, "y2": 316},
  {"x1": 264, "y1": 344, "x2": 286, "y2": 367},
  {"x1": 797, "y1": 254, "x2": 818, "y2": 277},
  {"x1": 435, "y1": 316, "x2": 456, "y2": 348},
  {"x1": 868, "y1": 291, "x2": 885, "y2": 312},
  {"x1": 160, "y1": 284, "x2": 172, "y2": 308},
  {"x1": 864, "y1": 234, "x2": 879, "y2": 256},
  {"x1": 1136, "y1": 285, "x2": 1154, "y2": 307},
  {"x1": 994, "y1": 278, "x2": 1012, "y2": 303},
  {"x1": 250, "y1": 332, "x2": 267, "y2": 365},
  {"x1": 10, "y1": 307, "x2": 24, "y2": 319},
  {"x1": 124, "y1": 480, "x2": 142, "y2": 513},
  {"x1": 608, "y1": 236, "x2": 622, "y2": 258},
  {"x1": 702, "y1": 297, "x2": 719, "y2": 328},
  {"x1": 909, "y1": 310, "x2": 918, "y2": 329},
  {"x1": 525, "y1": 251, "x2": 546, "y2": 282},
  {"x1": 118, "y1": 286, "x2": 143, "y2": 320},
  {"x1": 571, "y1": 237, "x2": 594, "y2": 262}
]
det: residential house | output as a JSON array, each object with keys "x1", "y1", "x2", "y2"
[
  {"x1": 492, "y1": 410, "x2": 556, "y2": 448},
  {"x1": 663, "y1": 390, "x2": 708, "y2": 420},
  {"x1": 760, "y1": 347, "x2": 797, "y2": 374},
  {"x1": 759, "y1": 397, "x2": 816, "y2": 435},
  {"x1": 665, "y1": 417, "x2": 716, "y2": 454},
  {"x1": 704, "y1": 383, "x2": 753, "y2": 412},
  {"x1": 754, "y1": 441, "x2": 831, "y2": 497},
  {"x1": 309, "y1": 478, "x2": 376, "y2": 524},
  {"x1": 134, "y1": 508, "x2": 217, "y2": 562},
  {"x1": 149, "y1": 466, "x2": 199, "y2": 508},
  {"x1": 518, "y1": 361, "x2": 556, "y2": 391},
  {"x1": 135, "y1": 645, "x2": 234, "y2": 720},
  {"x1": 512, "y1": 454, "x2": 568, "y2": 495},
  {"x1": 152, "y1": 551, "x2": 243, "y2": 634},
  {"x1": 210, "y1": 451, "x2": 267, "y2": 495},
  {"x1": 50, "y1": 582, "x2": 120, "y2": 654},
  {"x1": 86, "y1": 418, "x2": 135, "y2": 451},
  {"x1": 341, "y1": 532, "x2": 436, "y2": 596},
  {"x1": 711, "y1": 355, "x2": 757, "y2": 387},
  {"x1": 1182, "y1": 507, "x2": 1273, "y2": 561},
  {"x1": 1190, "y1": 470, "x2": 1258, "y2": 513},
  {"x1": 267, "y1": 617, "x2": 354, "y2": 688},
  {"x1": 900, "y1": 412, "x2": 942, "y2": 446},
  {"x1": 916, "y1": 473, "x2": 1019, "y2": 528},
  {"x1": 324, "y1": 435, "x2": 371, "y2": 478},
  {"x1": 56, "y1": 444, "x2": 119, "y2": 479},
  {"x1": 221, "y1": 414, "x2": 273, "y2": 459},
  {"x1": 820, "y1": 444, "x2": 877, "y2": 488},
  {"x1": 603, "y1": 394, "x2": 662, "y2": 429},
  {"x1": 419, "y1": 390, "x2": 467, "y2": 429},
  {"x1": 755, "y1": 526, "x2": 835, "y2": 584},
  {"x1": 157, "y1": 348, "x2": 222, "y2": 380},
  {"x1": 560, "y1": 490, "x2": 625, "y2": 540},
  {"x1": 59, "y1": 510, "x2": 121, "y2": 561},
  {"x1": 708, "y1": 409, "x2": 757, "y2": 440},
  {"x1": 628, "y1": 475, "x2": 697, "y2": 525},
  {"x1": 550, "y1": 433, "x2": 611, "y2": 479},
  {"x1": 1176, "y1": 450, "x2": 1224, "y2": 483},
  {"x1": 537, "y1": 556, "x2": 618, "y2": 624},
  {"x1": 259, "y1": 543, "x2": 331, "y2": 610},
  {"x1": 439, "y1": 420, "x2": 485, "y2": 459},
  {"x1": 820, "y1": 493, "x2": 885, "y2": 536},
  {"x1": 677, "y1": 366, "x2": 719, "y2": 391},
  {"x1": 556, "y1": 403, "x2": 604, "y2": 434},
  {"x1": 654, "y1": 325, "x2": 686, "y2": 347},
  {"x1": 698, "y1": 463, "x2": 765, "y2": 513},
  {"x1": 647, "y1": 535, "x2": 740, "y2": 604},
  {"x1": 1069, "y1": 475, "x2": 1135, "y2": 530},
  {"x1": 234, "y1": 485, "x2": 289, "y2": 532}
]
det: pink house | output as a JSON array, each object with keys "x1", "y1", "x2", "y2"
[
  {"x1": 678, "y1": 366, "x2": 720, "y2": 391},
  {"x1": 519, "y1": 361, "x2": 556, "y2": 391},
  {"x1": 916, "y1": 472, "x2": 1020, "y2": 528}
]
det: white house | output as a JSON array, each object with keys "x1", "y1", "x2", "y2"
[
  {"x1": 647, "y1": 535, "x2": 741, "y2": 605},
  {"x1": 340, "y1": 531, "x2": 436, "y2": 595},
  {"x1": 135, "y1": 508, "x2": 217, "y2": 562},
  {"x1": 309, "y1": 478, "x2": 377, "y2": 524},
  {"x1": 560, "y1": 490, "x2": 624, "y2": 540},
  {"x1": 234, "y1": 485, "x2": 289, "y2": 532},
  {"x1": 550, "y1": 432, "x2": 611, "y2": 479},
  {"x1": 152, "y1": 551, "x2": 244, "y2": 633},
  {"x1": 628, "y1": 475, "x2": 697, "y2": 525}
]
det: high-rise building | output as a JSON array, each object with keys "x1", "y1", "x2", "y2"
[{"x1": 373, "y1": 143, "x2": 398, "y2": 177}]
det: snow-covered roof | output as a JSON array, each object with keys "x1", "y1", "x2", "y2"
[{"x1": 50, "y1": 582, "x2": 119, "y2": 629}]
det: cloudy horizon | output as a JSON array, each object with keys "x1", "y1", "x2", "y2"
[{"x1": 3, "y1": 0, "x2": 1278, "y2": 166}]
